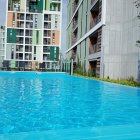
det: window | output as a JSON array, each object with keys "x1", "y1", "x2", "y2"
[
  {"x1": 55, "y1": 21, "x2": 57, "y2": 28},
  {"x1": 36, "y1": 31, "x2": 39, "y2": 44},
  {"x1": 54, "y1": 4, "x2": 56, "y2": 11},
  {"x1": 58, "y1": 4, "x2": 60, "y2": 11},
  {"x1": 34, "y1": 46, "x2": 36, "y2": 54},
  {"x1": 11, "y1": 47, "x2": 14, "y2": 59}
]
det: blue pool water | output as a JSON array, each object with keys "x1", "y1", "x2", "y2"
[{"x1": 0, "y1": 72, "x2": 140, "y2": 139}]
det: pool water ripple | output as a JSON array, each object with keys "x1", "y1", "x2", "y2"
[{"x1": 0, "y1": 72, "x2": 140, "y2": 134}]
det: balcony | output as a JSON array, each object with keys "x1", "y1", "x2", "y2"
[
  {"x1": 89, "y1": 44, "x2": 101, "y2": 55},
  {"x1": 43, "y1": 38, "x2": 51, "y2": 45},
  {"x1": 89, "y1": 28, "x2": 102, "y2": 55},
  {"x1": 90, "y1": 15, "x2": 100, "y2": 29},
  {"x1": 73, "y1": 13, "x2": 78, "y2": 31},
  {"x1": 71, "y1": 47, "x2": 77, "y2": 62},
  {"x1": 17, "y1": 14, "x2": 24, "y2": 20},
  {"x1": 73, "y1": 0, "x2": 79, "y2": 13},
  {"x1": 43, "y1": 46, "x2": 50, "y2": 53},
  {"x1": 89, "y1": 59, "x2": 101, "y2": 78},
  {"x1": 16, "y1": 53, "x2": 23, "y2": 60},
  {"x1": 26, "y1": 22, "x2": 33, "y2": 28},
  {"x1": 16, "y1": 45, "x2": 23, "y2": 52},
  {"x1": 44, "y1": 23, "x2": 51, "y2": 29},
  {"x1": 26, "y1": 14, "x2": 33, "y2": 20},
  {"x1": 25, "y1": 38, "x2": 32, "y2": 44},
  {"x1": 25, "y1": 30, "x2": 32, "y2": 36},
  {"x1": 44, "y1": 30, "x2": 51, "y2": 37},
  {"x1": 25, "y1": 46, "x2": 32, "y2": 52},
  {"x1": 44, "y1": 15, "x2": 51, "y2": 21},
  {"x1": 17, "y1": 31, "x2": 24, "y2": 36},
  {"x1": 17, "y1": 21, "x2": 24, "y2": 28},
  {"x1": 91, "y1": 0, "x2": 98, "y2": 9},
  {"x1": 25, "y1": 53, "x2": 32, "y2": 60},
  {"x1": 43, "y1": 54, "x2": 50, "y2": 61},
  {"x1": 17, "y1": 38, "x2": 24, "y2": 44},
  {"x1": 72, "y1": 34, "x2": 78, "y2": 46},
  {"x1": 90, "y1": 0, "x2": 102, "y2": 29}
]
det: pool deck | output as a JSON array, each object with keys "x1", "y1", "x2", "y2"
[{"x1": 0, "y1": 124, "x2": 140, "y2": 140}]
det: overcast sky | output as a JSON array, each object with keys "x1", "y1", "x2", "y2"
[{"x1": 0, "y1": 0, "x2": 67, "y2": 57}]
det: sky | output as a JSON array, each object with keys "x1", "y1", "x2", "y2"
[
  {"x1": 0, "y1": 0, "x2": 6, "y2": 25},
  {"x1": 61, "y1": 0, "x2": 67, "y2": 58},
  {"x1": 0, "y1": 0, "x2": 67, "y2": 58}
]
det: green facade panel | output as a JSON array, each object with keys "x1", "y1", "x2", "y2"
[
  {"x1": 50, "y1": 46, "x2": 54, "y2": 61},
  {"x1": 30, "y1": 0, "x2": 43, "y2": 13},
  {"x1": 7, "y1": 28, "x2": 11, "y2": 43},
  {"x1": 37, "y1": 0, "x2": 43, "y2": 12},
  {"x1": 7, "y1": 28, "x2": 16, "y2": 43},
  {"x1": 56, "y1": 47, "x2": 59, "y2": 61}
]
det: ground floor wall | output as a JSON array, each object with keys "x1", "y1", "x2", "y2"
[{"x1": 1, "y1": 60, "x2": 60, "y2": 70}]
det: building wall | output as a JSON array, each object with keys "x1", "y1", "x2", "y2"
[
  {"x1": 3, "y1": 0, "x2": 61, "y2": 69},
  {"x1": 66, "y1": 0, "x2": 139, "y2": 80},
  {"x1": 102, "y1": 0, "x2": 139, "y2": 79},
  {"x1": 66, "y1": 0, "x2": 102, "y2": 72},
  {"x1": 0, "y1": 26, "x2": 5, "y2": 67}
]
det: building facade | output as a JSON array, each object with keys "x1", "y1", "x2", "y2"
[
  {"x1": 66, "y1": 0, "x2": 140, "y2": 80},
  {"x1": 0, "y1": 26, "x2": 5, "y2": 68},
  {"x1": 1, "y1": 0, "x2": 61, "y2": 70}
]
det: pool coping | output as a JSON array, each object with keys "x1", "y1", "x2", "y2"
[
  {"x1": 0, "y1": 71, "x2": 66, "y2": 73},
  {"x1": 0, "y1": 124, "x2": 140, "y2": 140}
]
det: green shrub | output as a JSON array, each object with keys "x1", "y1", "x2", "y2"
[
  {"x1": 127, "y1": 76, "x2": 134, "y2": 82},
  {"x1": 88, "y1": 69, "x2": 96, "y2": 77},
  {"x1": 73, "y1": 74, "x2": 140, "y2": 88},
  {"x1": 74, "y1": 64, "x2": 84, "y2": 75}
]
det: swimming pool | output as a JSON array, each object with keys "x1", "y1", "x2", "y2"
[{"x1": 0, "y1": 72, "x2": 140, "y2": 139}]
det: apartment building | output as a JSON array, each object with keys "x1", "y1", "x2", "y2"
[
  {"x1": 1, "y1": 0, "x2": 61, "y2": 70},
  {"x1": 66, "y1": 0, "x2": 139, "y2": 80},
  {"x1": 0, "y1": 26, "x2": 5, "y2": 68}
]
